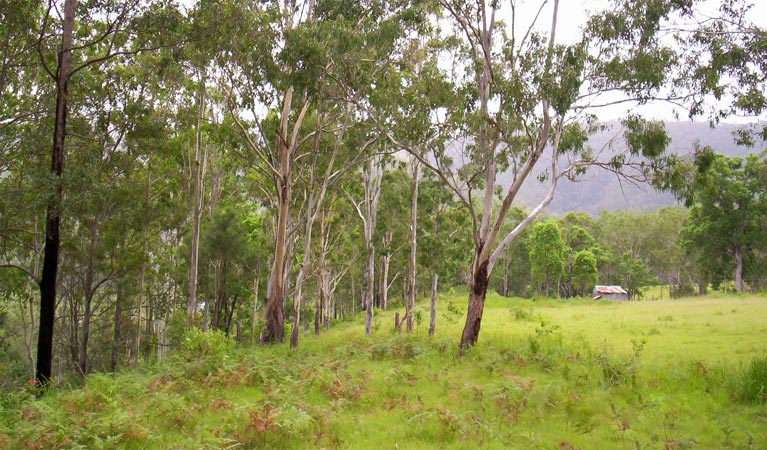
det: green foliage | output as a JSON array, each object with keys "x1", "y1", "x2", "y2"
[
  {"x1": 177, "y1": 328, "x2": 234, "y2": 377},
  {"x1": 571, "y1": 250, "x2": 599, "y2": 297},
  {"x1": 529, "y1": 220, "x2": 566, "y2": 296},
  {"x1": 734, "y1": 356, "x2": 767, "y2": 404},
  {"x1": 622, "y1": 115, "x2": 670, "y2": 158},
  {"x1": 370, "y1": 335, "x2": 423, "y2": 361},
  {"x1": 679, "y1": 153, "x2": 767, "y2": 291}
]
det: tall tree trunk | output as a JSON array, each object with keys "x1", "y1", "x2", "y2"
[
  {"x1": 460, "y1": 257, "x2": 489, "y2": 352},
  {"x1": 502, "y1": 263, "x2": 510, "y2": 297},
  {"x1": 734, "y1": 246, "x2": 744, "y2": 292},
  {"x1": 262, "y1": 87, "x2": 310, "y2": 344},
  {"x1": 77, "y1": 219, "x2": 99, "y2": 376},
  {"x1": 23, "y1": 221, "x2": 41, "y2": 379},
  {"x1": 290, "y1": 207, "x2": 314, "y2": 348},
  {"x1": 264, "y1": 180, "x2": 288, "y2": 343},
  {"x1": 212, "y1": 260, "x2": 227, "y2": 330},
  {"x1": 187, "y1": 82, "x2": 206, "y2": 318},
  {"x1": 314, "y1": 276, "x2": 322, "y2": 335},
  {"x1": 225, "y1": 295, "x2": 237, "y2": 333},
  {"x1": 406, "y1": 158, "x2": 420, "y2": 332},
  {"x1": 262, "y1": 90, "x2": 295, "y2": 344},
  {"x1": 290, "y1": 119, "x2": 339, "y2": 346},
  {"x1": 252, "y1": 276, "x2": 259, "y2": 344},
  {"x1": 364, "y1": 243, "x2": 375, "y2": 336},
  {"x1": 37, "y1": 0, "x2": 77, "y2": 385},
  {"x1": 353, "y1": 156, "x2": 383, "y2": 336},
  {"x1": 351, "y1": 273, "x2": 356, "y2": 316},
  {"x1": 110, "y1": 284, "x2": 123, "y2": 372},
  {"x1": 380, "y1": 253, "x2": 390, "y2": 310},
  {"x1": 135, "y1": 161, "x2": 153, "y2": 367},
  {"x1": 429, "y1": 272, "x2": 438, "y2": 336},
  {"x1": 135, "y1": 249, "x2": 145, "y2": 367}
]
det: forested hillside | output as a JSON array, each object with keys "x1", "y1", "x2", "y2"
[{"x1": 514, "y1": 122, "x2": 762, "y2": 214}]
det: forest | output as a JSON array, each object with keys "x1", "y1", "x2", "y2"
[{"x1": 1, "y1": 0, "x2": 766, "y2": 446}]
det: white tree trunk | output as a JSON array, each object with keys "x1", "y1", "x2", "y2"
[
  {"x1": 406, "y1": 158, "x2": 420, "y2": 332},
  {"x1": 187, "y1": 82, "x2": 205, "y2": 318},
  {"x1": 429, "y1": 272, "x2": 438, "y2": 336},
  {"x1": 734, "y1": 246, "x2": 744, "y2": 292}
]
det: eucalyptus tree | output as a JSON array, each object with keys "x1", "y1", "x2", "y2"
[
  {"x1": 417, "y1": 177, "x2": 473, "y2": 334},
  {"x1": 672, "y1": 0, "x2": 767, "y2": 126},
  {"x1": 528, "y1": 220, "x2": 566, "y2": 297},
  {"x1": 350, "y1": 0, "x2": 686, "y2": 350},
  {"x1": 214, "y1": 0, "x2": 425, "y2": 343},
  {"x1": 404, "y1": 157, "x2": 420, "y2": 332},
  {"x1": 8, "y1": 0, "x2": 185, "y2": 385},
  {"x1": 679, "y1": 152, "x2": 767, "y2": 292},
  {"x1": 570, "y1": 250, "x2": 598, "y2": 298},
  {"x1": 375, "y1": 166, "x2": 411, "y2": 311},
  {"x1": 348, "y1": 155, "x2": 384, "y2": 336},
  {"x1": 288, "y1": 107, "x2": 367, "y2": 348},
  {"x1": 315, "y1": 190, "x2": 359, "y2": 331}
]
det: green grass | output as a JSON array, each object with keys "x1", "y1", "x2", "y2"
[{"x1": 2, "y1": 293, "x2": 767, "y2": 449}]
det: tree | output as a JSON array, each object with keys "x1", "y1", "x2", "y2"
[
  {"x1": 21, "y1": 0, "x2": 183, "y2": 385},
  {"x1": 528, "y1": 220, "x2": 566, "y2": 297},
  {"x1": 679, "y1": 152, "x2": 767, "y2": 292},
  {"x1": 36, "y1": 0, "x2": 78, "y2": 388},
  {"x1": 417, "y1": 177, "x2": 473, "y2": 334},
  {"x1": 405, "y1": 157, "x2": 420, "y2": 332},
  {"x1": 349, "y1": 0, "x2": 685, "y2": 350},
  {"x1": 348, "y1": 155, "x2": 384, "y2": 336},
  {"x1": 571, "y1": 250, "x2": 598, "y2": 297},
  {"x1": 644, "y1": 207, "x2": 693, "y2": 297},
  {"x1": 215, "y1": 0, "x2": 421, "y2": 344},
  {"x1": 375, "y1": 167, "x2": 411, "y2": 311},
  {"x1": 674, "y1": 0, "x2": 767, "y2": 125},
  {"x1": 616, "y1": 251, "x2": 656, "y2": 300}
]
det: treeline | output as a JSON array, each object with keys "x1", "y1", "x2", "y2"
[
  {"x1": 497, "y1": 208, "x2": 700, "y2": 300},
  {"x1": 498, "y1": 153, "x2": 767, "y2": 299},
  {"x1": 499, "y1": 149, "x2": 767, "y2": 299}
]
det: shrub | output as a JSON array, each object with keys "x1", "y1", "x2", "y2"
[
  {"x1": 510, "y1": 307, "x2": 534, "y2": 321},
  {"x1": 177, "y1": 328, "x2": 233, "y2": 377}
]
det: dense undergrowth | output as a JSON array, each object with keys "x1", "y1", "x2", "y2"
[{"x1": 2, "y1": 295, "x2": 766, "y2": 449}]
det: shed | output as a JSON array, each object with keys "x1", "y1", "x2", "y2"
[{"x1": 592, "y1": 285, "x2": 628, "y2": 300}]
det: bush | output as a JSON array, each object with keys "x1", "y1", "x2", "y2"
[
  {"x1": 177, "y1": 328, "x2": 233, "y2": 377},
  {"x1": 735, "y1": 356, "x2": 767, "y2": 404}
]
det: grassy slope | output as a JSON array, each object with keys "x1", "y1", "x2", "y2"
[{"x1": 2, "y1": 294, "x2": 766, "y2": 449}]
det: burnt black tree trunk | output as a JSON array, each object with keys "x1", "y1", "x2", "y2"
[{"x1": 36, "y1": 0, "x2": 77, "y2": 386}]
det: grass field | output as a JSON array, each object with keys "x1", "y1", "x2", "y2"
[{"x1": 2, "y1": 293, "x2": 766, "y2": 449}]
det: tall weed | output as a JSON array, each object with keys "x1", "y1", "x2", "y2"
[{"x1": 734, "y1": 356, "x2": 767, "y2": 404}]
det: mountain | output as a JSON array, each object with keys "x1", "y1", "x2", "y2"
[{"x1": 507, "y1": 121, "x2": 763, "y2": 216}]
